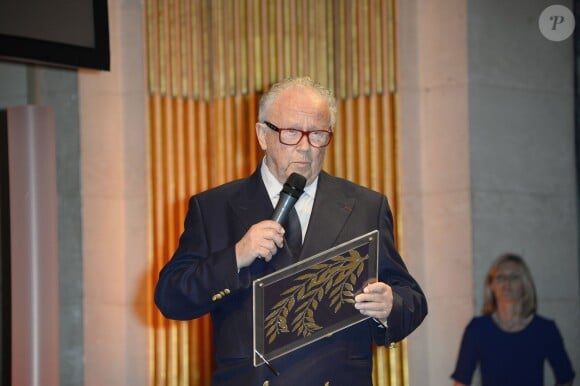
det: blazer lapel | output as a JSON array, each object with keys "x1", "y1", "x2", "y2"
[
  {"x1": 228, "y1": 170, "x2": 272, "y2": 230},
  {"x1": 301, "y1": 172, "x2": 355, "y2": 259}
]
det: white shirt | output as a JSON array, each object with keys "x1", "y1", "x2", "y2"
[{"x1": 260, "y1": 160, "x2": 317, "y2": 241}]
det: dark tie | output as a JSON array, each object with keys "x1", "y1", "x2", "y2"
[{"x1": 285, "y1": 207, "x2": 302, "y2": 259}]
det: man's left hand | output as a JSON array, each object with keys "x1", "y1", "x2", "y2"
[{"x1": 354, "y1": 282, "x2": 393, "y2": 323}]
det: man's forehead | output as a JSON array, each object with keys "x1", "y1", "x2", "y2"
[{"x1": 270, "y1": 88, "x2": 329, "y2": 119}]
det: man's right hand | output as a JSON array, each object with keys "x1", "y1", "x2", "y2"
[{"x1": 235, "y1": 220, "x2": 285, "y2": 269}]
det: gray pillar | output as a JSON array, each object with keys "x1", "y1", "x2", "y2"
[{"x1": 8, "y1": 105, "x2": 59, "y2": 386}]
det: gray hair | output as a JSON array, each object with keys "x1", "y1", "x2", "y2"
[{"x1": 258, "y1": 76, "x2": 337, "y2": 127}]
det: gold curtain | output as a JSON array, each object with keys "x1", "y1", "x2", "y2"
[{"x1": 146, "y1": 1, "x2": 406, "y2": 385}]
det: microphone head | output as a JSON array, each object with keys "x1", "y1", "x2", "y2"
[{"x1": 282, "y1": 173, "x2": 306, "y2": 198}]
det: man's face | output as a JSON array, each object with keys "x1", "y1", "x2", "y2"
[{"x1": 256, "y1": 86, "x2": 331, "y2": 185}]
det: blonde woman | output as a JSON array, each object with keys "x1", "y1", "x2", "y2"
[{"x1": 451, "y1": 253, "x2": 575, "y2": 386}]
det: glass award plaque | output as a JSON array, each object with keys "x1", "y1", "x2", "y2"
[{"x1": 253, "y1": 230, "x2": 379, "y2": 368}]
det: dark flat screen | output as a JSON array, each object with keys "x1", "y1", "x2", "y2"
[{"x1": 0, "y1": 0, "x2": 109, "y2": 70}]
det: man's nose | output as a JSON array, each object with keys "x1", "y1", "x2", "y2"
[{"x1": 295, "y1": 132, "x2": 311, "y2": 149}]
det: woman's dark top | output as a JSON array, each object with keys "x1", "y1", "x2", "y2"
[{"x1": 451, "y1": 314, "x2": 575, "y2": 386}]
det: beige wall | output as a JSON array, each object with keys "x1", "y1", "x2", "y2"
[
  {"x1": 79, "y1": 0, "x2": 149, "y2": 385},
  {"x1": 397, "y1": 1, "x2": 472, "y2": 384},
  {"x1": 398, "y1": 0, "x2": 579, "y2": 385}
]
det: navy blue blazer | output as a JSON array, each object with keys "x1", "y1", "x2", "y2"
[{"x1": 155, "y1": 167, "x2": 427, "y2": 386}]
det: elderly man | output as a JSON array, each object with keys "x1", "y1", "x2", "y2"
[{"x1": 155, "y1": 76, "x2": 427, "y2": 386}]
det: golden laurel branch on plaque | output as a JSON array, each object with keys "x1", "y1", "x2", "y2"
[{"x1": 264, "y1": 250, "x2": 368, "y2": 344}]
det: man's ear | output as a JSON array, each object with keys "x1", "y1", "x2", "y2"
[{"x1": 256, "y1": 122, "x2": 267, "y2": 151}]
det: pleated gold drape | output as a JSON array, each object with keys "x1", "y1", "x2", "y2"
[{"x1": 146, "y1": 1, "x2": 407, "y2": 385}]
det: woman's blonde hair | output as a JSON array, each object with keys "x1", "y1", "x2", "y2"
[{"x1": 482, "y1": 253, "x2": 537, "y2": 317}]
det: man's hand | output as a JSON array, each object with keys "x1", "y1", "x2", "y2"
[
  {"x1": 235, "y1": 220, "x2": 285, "y2": 269},
  {"x1": 354, "y1": 281, "x2": 393, "y2": 323}
]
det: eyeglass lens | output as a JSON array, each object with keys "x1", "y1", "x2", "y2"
[
  {"x1": 264, "y1": 121, "x2": 331, "y2": 147},
  {"x1": 280, "y1": 129, "x2": 330, "y2": 147}
]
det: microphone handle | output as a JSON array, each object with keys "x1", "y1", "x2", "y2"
[
  {"x1": 257, "y1": 193, "x2": 299, "y2": 261},
  {"x1": 271, "y1": 193, "x2": 298, "y2": 225}
]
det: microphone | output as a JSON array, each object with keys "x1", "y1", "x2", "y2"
[
  {"x1": 271, "y1": 173, "x2": 307, "y2": 225},
  {"x1": 257, "y1": 172, "x2": 306, "y2": 261}
]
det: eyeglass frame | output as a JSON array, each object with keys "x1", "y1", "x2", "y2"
[
  {"x1": 262, "y1": 121, "x2": 333, "y2": 148},
  {"x1": 493, "y1": 273, "x2": 522, "y2": 283}
]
